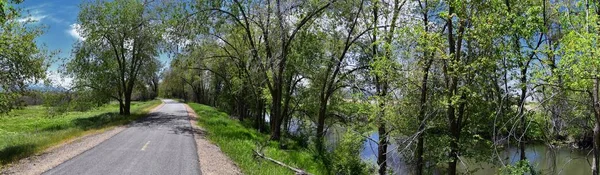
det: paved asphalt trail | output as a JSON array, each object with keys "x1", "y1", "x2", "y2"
[{"x1": 44, "y1": 99, "x2": 201, "y2": 175}]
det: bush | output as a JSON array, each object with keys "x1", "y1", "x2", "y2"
[
  {"x1": 42, "y1": 92, "x2": 71, "y2": 116},
  {"x1": 331, "y1": 129, "x2": 369, "y2": 175},
  {"x1": 499, "y1": 160, "x2": 537, "y2": 175}
]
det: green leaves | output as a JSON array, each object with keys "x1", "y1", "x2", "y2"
[
  {"x1": 68, "y1": 0, "x2": 163, "y2": 108},
  {"x1": 558, "y1": 24, "x2": 599, "y2": 90},
  {"x1": 500, "y1": 160, "x2": 534, "y2": 175},
  {"x1": 0, "y1": 0, "x2": 49, "y2": 113},
  {"x1": 154, "y1": 0, "x2": 600, "y2": 174}
]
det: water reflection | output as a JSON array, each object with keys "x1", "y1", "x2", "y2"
[
  {"x1": 361, "y1": 132, "x2": 593, "y2": 175},
  {"x1": 460, "y1": 144, "x2": 592, "y2": 175},
  {"x1": 360, "y1": 132, "x2": 411, "y2": 174},
  {"x1": 285, "y1": 118, "x2": 593, "y2": 174}
]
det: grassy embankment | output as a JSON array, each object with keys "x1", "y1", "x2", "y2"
[
  {"x1": 0, "y1": 100, "x2": 162, "y2": 167},
  {"x1": 188, "y1": 103, "x2": 327, "y2": 175}
]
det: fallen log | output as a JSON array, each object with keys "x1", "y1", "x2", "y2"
[{"x1": 252, "y1": 150, "x2": 312, "y2": 175}]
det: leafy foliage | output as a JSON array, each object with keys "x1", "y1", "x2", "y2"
[
  {"x1": 0, "y1": 0, "x2": 49, "y2": 113},
  {"x1": 67, "y1": 0, "x2": 163, "y2": 115}
]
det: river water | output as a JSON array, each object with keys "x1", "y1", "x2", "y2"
[
  {"x1": 360, "y1": 132, "x2": 593, "y2": 174},
  {"x1": 285, "y1": 119, "x2": 592, "y2": 174}
]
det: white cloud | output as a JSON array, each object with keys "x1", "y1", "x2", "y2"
[
  {"x1": 67, "y1": 23, "x2": 85, "y2": 41},
  {"x1": 46, "y1": 71, "x2": 73, "y2": 89},
  {"x1": 16, "y1": 15, "x2": 47, "y2": 23},
  {"x1": 16, "y1": 8, "x2": 48, "y2": 23},
  {"x1": 47, "y1": 16, "x2": 68, "y2": 25}
]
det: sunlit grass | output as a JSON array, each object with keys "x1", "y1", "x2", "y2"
[
  {"x1": 188, "y1": 103, "x2": 327, "y2": 175},
  {"x1": 0, "y1": 100, "x2": 161, "y2": 167}
]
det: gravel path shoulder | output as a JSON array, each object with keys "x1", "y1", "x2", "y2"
[
  {"x1": 184, "y1": 104, "x2": 243, "y2": 175},
  {"x1": 0, "y1": 102, "x2": 165, "y2": 175}
]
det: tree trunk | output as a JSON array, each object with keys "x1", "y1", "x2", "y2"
[
  {"x1": 448, "y1": 123, "x2": 459, "y2": 175},
  {"x1": 316, "y1": 97, "x2": 327, "y2": 151},
  {"x1": 416, "y1": 2, "x2": 432, "y2": 172},
  {"x1": 255, "y1": 100, "x2": 263, "y2": 131},
  {"x1": 261, "y1": 104, "x2": 266, "y2": 132},
  {"x1": 446, "y1": 2, "x2": 461, "y2": 174},
  {"x1": 518, "y1": 66, "x2": 528, "y2": 161},
  {"x1": 449, "y1": 94, "x2": 466, "y2": 175},
  {"x1": 377, "y1": 116, "x2": 388, "y2": 175},
  {"x1": 444, "y1": 3, "x2": 465, "y2": 175},
  {"x1": 238, "y1": 97, "x2": 245, "y2": 121},
  {"x1": 124, "y1": 93, "x2": 131, "y2": 115},
  {"x1": 593, "y1": 77, "x2": 600, "y2": 175},
  {"x1": 416, "y1": 61, "x2": 431, "y2": 175},
  {"x1": 283, "y1": 113, "x2": 290, "y2": 138},
  {"x1": 446, "y1": 91, "x2": 460, "y2": 175},
  {"x1": 593, "y1": 121, "x2": 600, "y2": 175},
  {"x1": 371, "y1": 2, "x2": 388, "y2": 174},
  {"x1": 270, "y1": 87, "x2": 282, "y2": 141},
  {"x1": 119, "y1": 100, "x2": 124, "y2": 115},
  {"x1": 589, "y1": 8, "x2": 600, "y2": 175},
  {"x1": 194, "y1": 87, "x2": 202, "y2": 104}
]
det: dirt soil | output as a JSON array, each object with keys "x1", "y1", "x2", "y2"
[{"x1": 184, "y1": 104, "x2": 243, "y2": 175}]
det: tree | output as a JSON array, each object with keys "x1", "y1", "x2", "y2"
[
  {"x1": 443, "y1": 0, "x2": 504, "y2": 173},
  {"x1": 414, "y1": 0, "x2": 437, "y2": 173},
  {"x1": 559, "y1": 1, "x2": 600, "y2": 173},
  {"x1": 134, "y1": 58, "x2": 161, "y2": 101},
  {"x1": 310, "y1": 0, "x2": 368, "y2": 152},
  {"x1": 0, "y1": 0, "x2": 49, "y2": 113},
  {"x1": 502, "y1": 0, "x2": 545, "y2": 161},
  {"x1": 257, "y1": 0, "x2": 335, "y2": 141},
  {"x1": 183, "y1": 0, "x2": 336, "y2": 141},
  {"x1": 68, "y1": 0, "x2": 163, "y2": 115},
  {"x1": 158, "y1": 0, "x2": 600, "y2": 174}
]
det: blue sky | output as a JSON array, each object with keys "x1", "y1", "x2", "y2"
[
  {"x1": 16, "y1": 0, "x2": 83, "y2": 87},
  {"x1": 18, "y1": 0, "x2": 82, "y2": 69},
  {"x1": 17, "y1": 0, "x2": 171, "y2": 87}
]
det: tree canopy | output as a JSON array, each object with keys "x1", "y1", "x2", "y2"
[
  {"x1": 10, "y1": 0, "x2": 600, "y2": 174},
  {"x1": 67, "y1": 0, "x2": 164, "y2": 115},
  {"x1": 0, "y1": 0, "x2": 48, "y2": 113},
  {"x1": 158, "y1": 0, "x2": 600, "y2": 174}
]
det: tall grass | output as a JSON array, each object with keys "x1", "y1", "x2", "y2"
[
  {"x1": 188, "y1": 103, "x2": 327, "y2": 175},
  {"x1": 0, "y1": 100, "x2": 161, "y2": 167}
]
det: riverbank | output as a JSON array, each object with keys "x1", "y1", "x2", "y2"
[
  {"x1": 187, "y1": 103, "x2": 327, "y2": 175},
  {"x1": 0, "y1": 100, "x2": 161, "y2": 168}
]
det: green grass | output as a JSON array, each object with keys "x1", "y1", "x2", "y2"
[
  {"x1": 0, "y1": 100, "x2": 161, "y2": 167},
  {"x1": 188, "y1": 103, "x2": 327, "y2": 175}
]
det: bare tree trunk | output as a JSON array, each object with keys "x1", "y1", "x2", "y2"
[
  {"x1": 448, "y1": 120, "x2": 459, "y2": 175},
  {"x1": 261, "y1": 103, "x2": 266, "y2": 132},
  {"x1": 270, "y1": 87, "x2": 282, "y2": 141},
  {"x1": 371, "y1": 2, "x2": 387, "y2": 174},
  {"x1": 593, "y1": 77, "x2": 600, "y2": 175},
  {"x1": 416, "y1": 1, "x2": 432, "y2": 173},
  {"x1": 590, "y1": 3, "x2": 600, "y2": 174},
  {"x1": 316, "y1": 97, "x2": 327, "y2": 151},
  {"x1": 377, "y1": 118, "x2": 388, "y2": 175},
  {"x1": 593, "y1": 121, "x2": 600, "y2": 175},
  {"x1": 518, "y1": 65, "x2": 528, "y2": 161},
  {"x1": 255, "y1": 100, "x2": 263, "y2": 131},
  {"x1": 119, "y1": 100, "x2": 124, "y2": 115},
  {"x1": 416, "y1": 60, "x2": 432, "y2": 175},
  {"x1": 445, "y1": 1, "x2": 464, "y2": 174},
  {"x1": 124, "y1": 92, "x2": 132, "y2": 115}
]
